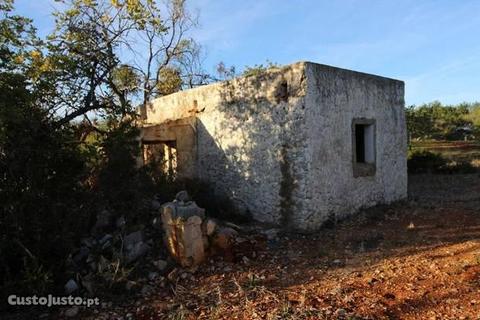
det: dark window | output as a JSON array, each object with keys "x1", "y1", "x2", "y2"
[
  {"x1": 352, "y1": 119, "x2": 376, "y2": 177},
  {"x1": 355, "y1": 124, "x2": 366, "y2": 163}
]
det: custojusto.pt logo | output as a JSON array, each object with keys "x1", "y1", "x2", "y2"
[{"x1": 8, "y1": 295, "x2": 99, "y2": 307}]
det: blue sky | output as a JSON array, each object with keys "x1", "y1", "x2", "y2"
[{"x1": 13, "y1": 0, "x2": 480, "y2": 105}]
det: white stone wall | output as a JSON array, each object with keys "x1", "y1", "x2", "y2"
[
  {"x1": 297, "y1": 63, "x2": 407, "y2": 230},
  {"x1": 145, "y1": 63, "x2": 309, "y2": 225},
  {"x1": 144, "y1": 61, "x2": 407, "y2": 231}
]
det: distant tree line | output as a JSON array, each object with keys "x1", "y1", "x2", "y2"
[{"x1": 406, "y1": 101, "x2": 480, "y2": 141}]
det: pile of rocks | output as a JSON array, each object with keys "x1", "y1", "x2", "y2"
[
  {"x1": 63, "y1": 199, "x2": 167, "y2": 297},
  {"x1": 63, "y1": 190, "x2": 240, "y2": 298}
]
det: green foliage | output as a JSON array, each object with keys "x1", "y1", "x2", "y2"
[
  {"x1": 407, "y1": 149, "x2": 476, "y2": 174},
  {"x1": 406, "y1": 101, "x2": 479, "y2": 141},
  {"x1": 0, "y1": 0, "x2": 209, "y2": 298},
  {"x1": 21, "y1": 258, "x2": 53, "y2": 295},
  {"x1": 96, "y1": 122, "x2": 153, "y2": 220},
  {"x1": 0, "y1": 0, "x2": 40, "y2": 71},
  {"x1": 242, "y1": 60, "x2": 280, "y2": 77},
  {"x1": 407, "y1": 150, "x2": 447, "y2": 173},
  {"x1": 46, "y1": 0, "x2": 206, "y2": 124},
  {"x1": 0, "y1": 68, "x2": 92, "y2": 297},
  {"x1": 112, "y1": 65, "x2": 141, "y2": 95},
  {"x1": 462, "y1": 102, "x2": 480, "y2": 134},
  {"x1": 157, "y1": 67, "x2": 183, "y2": 96}
]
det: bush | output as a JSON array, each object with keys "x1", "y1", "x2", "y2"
[
  {"x1": 408, "y1": 150, "x2": 477, "y2": 174},
  {"x1": 436, "y1": 161, "x2": 477, "y2": 174},
  {"x1": 0, "y1": 74, "x2": 93, "y2": 297},
  {"x1": 95, "y1": 123, "x2": 155, "y2": 223},
  {"x1": 407, "y1": 150, "x2": 447, "y2": 173}
]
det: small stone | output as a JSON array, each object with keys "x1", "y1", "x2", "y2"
[
  {"x1": 81, "y1": 238, "x2": 95, "y2": 248},
  {"x1": 175, "y1": 190, "x2": 190, "y2": 202},
  {"x1": 225, "y1": 222, "x2": 242, "y2": 231},
  {"x1": 335, "y1": 308, "x2": 347, "y2": 318},
  {"x1": 125, "y1": 242, "x2": 150, "y2": 263},
  {"x1": 94, "y1": 209, "x2": 112, "y2": 230},
  {"x1": 205, "y1": 219, "x2": 217, "y2": 236},
  {"x1": 64, "y1": 279, "x2": 79, "y2": 294},
  {"x1": 73, "y1": 246, "x2": 90, "y2": 264},
  {"x1": 116, "y1": 216, "x2": 126, "y2": 228},
  {"x1": 235, "y1": 237, "x2": 247, "y2": 243},
  {"x1": 148, "y1": 271, "x2": 158, "y2": 280},
  {"x1": 124, "y1": 230, "x2": 144, "y2": 249},
  {"x1": 152, "y1": 217, "x2": 162, "y2": 229},
  {"x1": 65, "y1": 306, "x2": 79, "y2": 318},
  {"x1": 332, "y1": 259, "x2": 344, "y2": 267},
  {"x1": 153, "y1": 259, "x2": 168, "y2": 271},
  {"x1": 99, "y1": 234, "x2": 113, "y2": 245}
]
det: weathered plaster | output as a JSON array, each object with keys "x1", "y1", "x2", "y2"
[
  {"x1": 142, "y1": 61, "x2": 407, "y2": 231},
  {"x1": 298, "y1": 63, "x2": 407, "y2": 230}
]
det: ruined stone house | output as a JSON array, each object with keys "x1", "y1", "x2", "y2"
[{"x1": 140, "y1": 61, "x2": 407, "y2": 231}]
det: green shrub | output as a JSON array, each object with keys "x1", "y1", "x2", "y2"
[
  {"x1": 96, "y1": 123, "x2": 152, "y2": 221},
  {"x1": 407, "y1": 150, "x2": 447, "y2": 173},
  {"x1": 0, "y1": 74, "x2": 93, "y2": 297},
  {"x1": 408, "y1": 150, "x2": 477, "y2": 174}
]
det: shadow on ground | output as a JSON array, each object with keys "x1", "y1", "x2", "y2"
[{"x1": 69, "y1": 173, "x2": 480, "y2": 319}]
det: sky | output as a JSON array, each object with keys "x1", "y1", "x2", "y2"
[{"x1": 12, "y1": 0, "x2": 480, "y2": 105}]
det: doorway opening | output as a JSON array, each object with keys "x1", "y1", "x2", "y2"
[{"x1": 143, "y1": 141, "x2": 177, "y2": 178}]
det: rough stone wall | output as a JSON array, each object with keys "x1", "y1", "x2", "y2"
[
  {"x1": 144, "y1": 61, "x2": 407, "y2": 231},
  {"x1": 145, "y1": 62, "x2": 308, "y2": 226},
  {"x1": 298, "y1": 62, "x2": 407, "y2": 231}
]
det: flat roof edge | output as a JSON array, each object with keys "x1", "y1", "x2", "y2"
[
  {"x1": 149, "y1": 61, "x2": 403, "y2": 105},
  {"x1": 302, "y1": 61, "x2": 404, "y2": 84}
]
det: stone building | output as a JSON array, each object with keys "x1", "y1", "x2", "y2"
[{"x1": 140, "y1": 61, "x2": 407, "y2": 231}]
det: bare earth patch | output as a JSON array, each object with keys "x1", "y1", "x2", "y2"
[{"x1": 82, "y1": 174, "x2": 480, "y2": 319}]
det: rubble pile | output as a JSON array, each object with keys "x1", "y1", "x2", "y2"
[{"x1": 63, "y1": 190, "x2": 240, "y2": 298}]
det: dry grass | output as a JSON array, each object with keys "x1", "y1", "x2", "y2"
[{"x1": 76, "y1": 173, "x2": 480, "y2": 319}]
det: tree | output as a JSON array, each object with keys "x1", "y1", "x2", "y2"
[
  {"x1": 406, "y1": 101, "x2": 477, "y2": 141},
  {"x1": 42, "y1": 0, "x2": 208, "y2": 127},
  {"x1": 0, "y1": 0, "x2": 91, "y2": 294}
]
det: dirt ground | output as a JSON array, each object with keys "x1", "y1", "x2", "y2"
[
  {"x1": 7, "y1": 173, "x2": 478, "y2": 319},
  {"x1": 72, "y1": 173, "x2": 479, "y2": 320}
]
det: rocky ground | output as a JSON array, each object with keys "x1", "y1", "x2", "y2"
[{"x1": 8, "y1": 173, "x2": 480, "y2": 319}]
